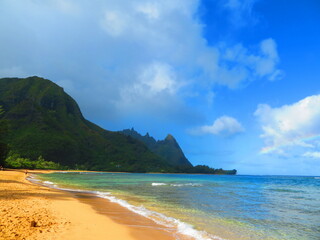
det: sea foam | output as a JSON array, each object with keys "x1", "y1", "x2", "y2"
[
  {"x1": 43, "y1": 181, "x2": 54, "y2": 185},
  {"x1": 171, "y1": 183, "x2": 203, "y2": 187},
  {"x1": 151, "y1": 183, "x2": 167, "y2": 186},
  {"x1": 96, "y1": 192, "x2": 225, "y2": 240},
  {"x1": 151, "y1": 182, "x2": 203, "y2": 187}
]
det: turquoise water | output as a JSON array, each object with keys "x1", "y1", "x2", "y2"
[{"x1": 33, "y1": 173, "x2": 320, "y2": 240}]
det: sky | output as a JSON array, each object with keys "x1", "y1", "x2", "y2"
[{"x1": 0, "y1": 0, "x2": 320, "y2": 175}]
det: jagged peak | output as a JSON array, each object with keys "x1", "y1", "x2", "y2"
[
  {"x1": 123, "y1": 127, "x2": 138, "y2": 134},
  {"x1": 165, "y1": 134, "x2": 176, "y2": 142}
]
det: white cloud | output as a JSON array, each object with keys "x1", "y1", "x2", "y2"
[
  {"x1": 255, "y1": 95, "x2": 320, "y2": 155},
  {"x1": 138, "y1": 62, "x2": 178, "y2": 95},
  {"x1": 260, "y1": 38, "x2": 278, "y2": 59},
  {"x1": 303, "y1": 151, "x2": 320, "y2": 159},
  {"x1": 136, "y1": 2, "x2": 160, "y2": 20},
  {"x1": 96, "y1": 1, "x2": 282, "y2": 90},
  {"x1": 101, "y1": 11, "x2": 127, "y2": 37},
  {"x1": 190, "y1": 116, "x2": 245, "y2": 136},
  {"x1": 255, "y1": 39, "x2": 280, "y2": 78},
  {"x1": 0, "y1": 0, "x2": 281, "y2": 126},
  {"x1": 118, "y1": 62, "x2": 179, "y2": 104},
  {"x1": 217, "y1": 38, "x2": 282, "y2": 88}
]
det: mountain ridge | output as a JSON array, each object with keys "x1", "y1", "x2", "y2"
[
  {"x1": 0, "y1": 76, "x2": 173, "y2": 172},
  {"x1": 0, "y1": 76, "x2": 236, "y2": 175},
  {"x1": 119, "y1": 128, "x2": 193, "y2": 167}
]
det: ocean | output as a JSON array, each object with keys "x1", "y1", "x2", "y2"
[{"x1": 30, "y1": 173, "x2": 320, "y2": 240}]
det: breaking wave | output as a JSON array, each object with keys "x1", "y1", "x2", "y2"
[{"x1": 152, "y1": 182, "x2": 203, "y2": 187}]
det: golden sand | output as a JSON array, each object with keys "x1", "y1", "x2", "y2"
[{"x1": 0, "y1": 170, "x2": 176, "y2": 240}]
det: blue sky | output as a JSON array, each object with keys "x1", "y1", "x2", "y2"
[{"x1": 1, "y1": 0, "x2": 319, "y2": 175}]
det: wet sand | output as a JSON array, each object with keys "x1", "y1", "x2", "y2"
[{"x1": 0, "y1": 170, "x2": 177, "y2": 240}]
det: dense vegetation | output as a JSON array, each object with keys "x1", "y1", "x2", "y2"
[
  {"x1": 0, "y1": 105, "x2": 9, "y2": 166},
  {"x1": 4, "y1": 153, "x2": 62, "y2": 170},
  {"x1": 0, "y1": 76, "x2": 173, "y2": 172},
  {"x1": 174, "y1": 165, "x2": 237, "y2": 175},
  {"x1": 0, "y1": 76, "x2": 236, "y2": 174}
]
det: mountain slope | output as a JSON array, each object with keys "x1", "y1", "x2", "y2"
[
  {"x1": 0, "y1": 76, "x2": 174, "y2": 172},
  {"x1": 120, "y1": 128, "x2": 193, "y2": 167}
]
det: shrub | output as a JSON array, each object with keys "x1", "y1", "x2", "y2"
[{"x1": 4, "y1": 152, "x2": 62, "y2": 169}]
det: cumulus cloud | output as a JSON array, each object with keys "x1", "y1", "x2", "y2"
[
  {"x1": 0, "y1": 0, "x2": 281, "y2": 128},
  {"x1": 255, "y1": 95, "x2": 320, "y2": 155},
  {"x1": 116, "y1": 62, "x2": 186, "y2": 119},
  {"x1": 190, "y1": 116, "x2": 245, "y2": 136},
  {"x1": 137, "y1": 62, "x2": 178, "y2": 95},
  {"x1": 218, "y1": 38, "x2": 283, "y2": 87}
]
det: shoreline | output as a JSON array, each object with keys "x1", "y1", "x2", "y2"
[{"x1": 0, "y1": 170, "x2": 177, "y2": 240}]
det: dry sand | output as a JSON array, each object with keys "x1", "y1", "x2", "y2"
[{"x1": 0, "y1": 170, "x2": 177, "y2": 240}]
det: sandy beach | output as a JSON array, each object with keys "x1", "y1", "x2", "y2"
[{"x1": 0, "y1": 170, "x2": 176, "y2": 240}]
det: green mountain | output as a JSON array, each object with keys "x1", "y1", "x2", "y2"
[
  {"x1": 120, "y1": 128, "x2": 193, "y2": 167},
  {"x1": 0, "y1": 76, "x2": 174, "y2": 172},
  {"x1": 0, "y1": 76, "x2": 236, "y2": 175}
]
